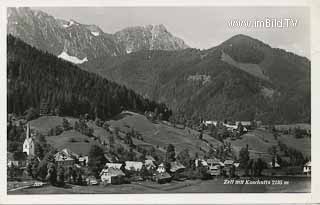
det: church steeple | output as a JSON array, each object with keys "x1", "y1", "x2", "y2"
[{"x1": 26, "y1": 123, "x2": 31, "y2": 139}]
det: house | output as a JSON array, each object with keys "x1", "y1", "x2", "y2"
[
  {"x1": 23, "y1": 124, "x2": 35, "y2": 156},
  {"x1": 154, "y1": 172, "x2": 171, "y2": 184},
  {"x1": 267, "y1": 157, "x2": 281, "y2": 169},
  {"x1": 144, "y1": 159, "x2": 156, "y2": 170},
  {"x1": 106, "y1": 163, "x2": 123, "y2": 169},
  {"x1": 54, "y1": 148, "x2": 78, "y2": 167},
  {"x1": 100, "y1": 167, "x2": 125, "y2": 184},
  {"x1": 79, "y1": 156, "x2": 88, "y2": 166},
  {"x1": 145, "y1": 155, "x2": 156, "y2": 161},
  {"x1": 7, "y1": 152, "x2": 27, "y2": 168},
  {"x1": 195, "y1": 159, "x2": 208, "y2": 167},
  {"x1": 104, "y1": 153, "x2": 118, "y2": 163},
  {"x1": 223, "y1": 123, "x2": 238, "y2": 131},
  {"x1": 207, "y1": 158, "x2": 223, "y2": 176},
  {"x1": 204, "y1": 121, "x2": 218, "y2": 126},
  {"x1": 223, "y1": 160, "x2": 235, "y2": 177},
  {"x1": 86, "y1": 176, "x2": 99, "y2": 185},
  {"x1": 125, "y1": 161, "x2": 143, "y2": 171},
  {"x1": 303, "y1": 161, "x2": 311, "y2": 175},
  {"x1": 170, "y1": 161, "x2": 185, "y2": 173},
  {"x1": 156, "y1": 163, "x2": 166, "y2": 173}
]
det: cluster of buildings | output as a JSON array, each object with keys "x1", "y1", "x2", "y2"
[{"x1": 8, "y1": 123, "x2": 312, "y2": 185}]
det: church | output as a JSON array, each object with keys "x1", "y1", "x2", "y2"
[{"x1": 23, "y1": 123, "x2": 35, "y2": 156}]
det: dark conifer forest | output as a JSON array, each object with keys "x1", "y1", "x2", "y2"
[{"x1": 7, "y1": 35, "x2": 171, "y2": 120}]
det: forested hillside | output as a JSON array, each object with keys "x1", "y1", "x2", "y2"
[
  {"x1": 7, "y1": 35, "x2": 171, "y2": 120},
  {"x1": 82, "y1": 35, "x2": 310, "y2": 124}
]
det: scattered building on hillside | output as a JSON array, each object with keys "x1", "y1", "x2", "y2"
[
  {"x1": 7, "y1": 152, "x2": 27, "y2": 168},
  {"x1": 154, "y1": 172, "x2": 171, "y2": 184},
  {"x1": 195, "y1": 159, "x2": 208, "y2": 167},
  {"x1": 207, "y1": 158, "x2": 223, "y2": 176},
  {"x1": 106, "y1": 163, "x2": 123, "y2": 169},
  {"x1": 23, "y1": 124, "x2": 35, "y2": 156},
  {"x1": 267, "y1": 157, "x2": 281, "y2": 169},
  {"x1": 204, "y1": 121, "x2": 218, "y2": 127},
  {"x1": 104, "y1": 153, "x2": 118, "y2": 163},
  {"x1": 54, "y1": 148, "x2": 78, "y2": 167},
  {"x1": 79, "y1": 156, "x2": 89, "y2": 166},
  {"x1": 170, "y1": 161, "x2": 185, "y2": 173},
  {"x1": 223, "y1": 123, "x2": 238, "y2": 131},
  {"x1": 100, "y1": 167, "x2": 125, "y2": 184},
  {"x1": 144, "y1": 159, "x2": 156, "y2": 170},
  {"x1": 156, "y1": 163, "x2": 166, "y2": 173},
  {"x1": 86, "y1": 176, "x2": 99, "y2": 185},
  {"x1": 125, "y1": 161, "x2": 143, "y2": 171},
  {"x1": 303, "y1": 161, "x2": 311, "y2": 175}
]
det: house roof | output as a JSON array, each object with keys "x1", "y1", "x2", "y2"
[
  {"x1": 145, "y1": 159, "x2": 155, "y2": 167},
  {"x1": 54, "y1": 148, "x2": 78, "y2": 162},
  {"x1": 305, "y1": 161, "x2": 311, "y2": 167},
  {"x1": 170, "y1": 161, "x2": 185, "y2": 172},
  {"x1": 106, "y1": 163, "x2": 123, "y2": 169},
  {"x1": 100, "y1": 167, "x2": 125, "y2": 177},
  {"x1": 224, "y1": 160, "x2": 234, "y2": 165},
  {"x1": 268, "y1": 161, "x2": 280, "y2": 168},
  {"x1": 145, "y1": 155, "x2": 155, "y2": 161},
  {"x1": 156, "y1": 172, "x2": 171, "y2": 179},
  {"x1": 125, "y1": 161, "x2": 143, "y2": 171},
  {"x1": 207, "y1": 158, "x2": 221, "y2": 164}
]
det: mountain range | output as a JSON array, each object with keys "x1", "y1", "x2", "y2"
[
  {"x1": 7, "y1": 7, "x2": 311, "y2": 124},
  {"x1": 7, "y1": 7, "x2": 188, "y2": 63}
]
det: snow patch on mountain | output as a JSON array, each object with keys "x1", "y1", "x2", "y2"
[
  {"x1": 58, "y1": 51, "x2": 88, "y2": 64},
  {"x1": 91, "y1": 31, "x2": 100, "y2": 36}
]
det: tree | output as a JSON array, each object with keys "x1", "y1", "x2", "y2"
[
  {"x1": 237, "y1": 122, "x2": 244, "y2": 135},
  {"x1": 46, "y1": 162, "x2": 57, "y2": 185},
  {"x1": 239, "y1": 144, "x2": 250, "y2": 175},
  {"x1": 88, "y1": 145, "x2": 107, "y2": 178},
  {"x1": 166, "y1": 144, "x2": 176, "y2": 162},
  {"x1": 176, "y1": 148, "x2": 191, "y2": 168},
  {"x1": 24, "y1": 107, "x2": 39, "y2": 121},
  {"x1": 57, "y1": 166, "x2": 65, "y2": 187},
  {"x1": 62, "y1": 118, "x2": 72, "y2": 131}
]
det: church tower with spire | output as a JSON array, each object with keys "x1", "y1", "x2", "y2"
[{"x1": 23, "y1": 123, "x2": 35, "y2": 156}]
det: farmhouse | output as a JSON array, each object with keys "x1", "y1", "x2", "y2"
[
  {"x1": 195, "y1": 159, "x2": 208, "y2": 167},
  {"x1": 144, "y1": 159, "x2": 156, "y2": 170},
  {"x1": 7, "y1": 152, "x2": 27, "y2": 168},
  {"x1": 100, "y1": 167, "x2": 125, "y2": 184},
  {"x1": 125, "y1": 161, "x2": 143, "y2": 171},
  {"x1": 303, "y1": 161, "x2": 311, "y2": 175},
  {"x1": 79, "y1": 156, "x2": 88, "y2": 166},
  {"x1": 156, "y1": 163, "x2": 166, "y2": 173},
  {"x1": 170, "y1": 161, "x2": 185, "y2": 173},
  {"x1": 106, "y1": 163, "x2": 123, "y2": 169},
  {"x1": 54, "y1": 148, "x2": 79, "y2": 167},
  {"x1": 154, "y1": 172, "x2": 171, "y2": 184},
  {"x1": 207, "y1": 158, "x2": 223, "y2": 176}
]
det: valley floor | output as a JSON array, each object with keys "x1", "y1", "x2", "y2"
[{"x1": 8, "y1": 176, "x2": 310, "y2": 194}]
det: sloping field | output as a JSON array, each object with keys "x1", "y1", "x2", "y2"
[
  {"x1": 107, "y1": 111, "x2": 222, "y2": 156},
  {"x1": 227, "y1": 128, "x2": 311, "y2": 161},
  {"x1": 45, "y1": 130, "x2": 101, "y2": 156},
  {"x1": 221, "y1": 51, "x2": 269, "y2": 81},
  {"x1": 29, "y1": 116, "x2": 77, "y2": 135}
]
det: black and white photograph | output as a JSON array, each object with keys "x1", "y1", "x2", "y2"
[{"x1": 3, "y1": 2, "x2": 315, "y2": 198}]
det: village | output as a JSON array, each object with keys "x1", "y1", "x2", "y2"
[{"x1": 7, "y1": 108, "x2": 311, "y2": 193}]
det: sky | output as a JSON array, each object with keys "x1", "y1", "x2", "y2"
[{"x1": 37, "y1": 7, "x2": 310, "y2": 57}]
